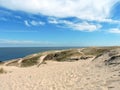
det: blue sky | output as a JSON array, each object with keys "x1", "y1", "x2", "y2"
[{"x1": 0, "y1": 0, "x2": 120, "y2": 47}]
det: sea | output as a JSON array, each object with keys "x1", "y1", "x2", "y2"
[{"x1": 0, "y1": 47, "x2": 80, "y2": 61}]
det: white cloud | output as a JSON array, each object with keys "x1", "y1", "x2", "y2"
[
  {"x1": 0, "y1": 0, "x2": 119, "y2": 21},
  {"x1": 94, "y1": 18, "x2": 120, "y2": 24},
  {"x1": 109, "y1": 28, "x2": 120, "y2": 34},
  {"x1": 48, "y1": 18, "x2": 102, "y2": 31},
  {"x1": 24, "y1": 20, "x2": 30, "y2": 27},
  {"x1": 69, "y1": 22, "x2": 102, "y2": 32},
  {"x1": 30, "y1": 20, "x2": 45, "y2": 26},
  {"x1": 24, "y1": 20, "x2": 45, "y2": 27},
  {"x1": 0, "y1": 39, "x2": 36, "y2": 44}
]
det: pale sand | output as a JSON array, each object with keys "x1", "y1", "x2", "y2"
[{"x1": 0, "y1": 58, "x2": 119, "y2": 90}]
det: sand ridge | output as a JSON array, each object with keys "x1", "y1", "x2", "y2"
[{"x1": 0, "y1": 47, "x2": 120, "y2": 90}]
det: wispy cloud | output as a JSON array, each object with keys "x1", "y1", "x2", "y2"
[
  {"x1": 109, "y1": 28, "x2": 120, "y2": 34},
  {"x1": 24, "y1": 20, "x2": 30, "y2": 27},
  {"x1": 0, "y1": 39, "x2": 54, "y2": 45},
  {"x1": 24, "y1": 20, "x2": 45, "y2": 27},
  {"x1": 14, "y1": 15, "x2": 22, "y2": 19},
  {"x1": 0, "y1": 30, "x2": 38, "y2": 33},
  {"x1": 48, "y1": 18, "x2": 102, "y2": 32},
  {"x1": 0, "y1": 0, "x2": 120, "y2": 33},
  {"x1": 69, "y1": 22, "x2": 102, "y2": 32},
  {"x1": 0, "y1": 17, "x2": 7, "y2": 21},
  {"x1": 0, "y1": 0, "x2": 119, "y2": 21},
  {"x1": 90, "y1": 18, "x2": 120, "y2": 24},
  {"x1": 30, "y1": 20, "x2": 45, "y2": 26}
]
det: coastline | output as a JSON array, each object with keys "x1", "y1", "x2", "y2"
[
  {"x1": 0, "y1": 46, "x2": 119, "y2": 62},
  {"x1": 0, "y1": 47, "x2": 80, "y2": 62}
]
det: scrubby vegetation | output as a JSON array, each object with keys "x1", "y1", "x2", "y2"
[
  {"x1": 0, "y1": 68, "x2": 6, "y2": 74},
  {"x1": 21, "y1": 56, "x2": 40, "y2": 67},
  {"x1": 4, "y1": 47, "x2": 120, "y2": 67},
  {"x1": 44, "y1": 50, "x2": 82, "y2": 61},
  {"x1": 105, "y1": 55, "x2": 120, "y2": 66},
  {"x1": 81, "y1": 47, "x2": 111, "y2": 56}
]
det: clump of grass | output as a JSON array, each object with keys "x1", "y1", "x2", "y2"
[
  {"x1": 55, "y1": 51, "x2": 76, "y2": 61},
  {"x1": 82, "y1": 48, "x2": 110, "y2": 56},
  {"x1": 21, "y1": 56, "x2": 40, "y2": 67},
  {"x1": 105, "y1": 55, "x2": 120, "y2": 66},
  {"x1": 44, "y1": 50, "x2": 82, "y2": 62},
  {"x1": 0, "y1": 68, "x2": 5, "y2": 74}
]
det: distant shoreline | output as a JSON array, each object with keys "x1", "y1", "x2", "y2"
[{"x1": 1, "y1": 46, "x2": 120, "y2": 62}]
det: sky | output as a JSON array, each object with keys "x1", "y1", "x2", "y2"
[{"x1": 0, "y1": 0, "x2": 120, "y2": 47}]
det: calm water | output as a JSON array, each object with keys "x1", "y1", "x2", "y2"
[{"x1": 0, "y1": 47, "x2": 79, "y2": 61}]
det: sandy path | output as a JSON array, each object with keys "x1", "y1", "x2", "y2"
[{"x1": 0, "y1": 59, "x2": 118, "y2": 90}]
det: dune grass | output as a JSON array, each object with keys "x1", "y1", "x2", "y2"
[
  {"x1": 0, "y1": 68, "x2": 6, "y2": 74},
  {"x1": 81, "y1": 47, "x2": 111, "y2": 56},
  {"x1": 44, "y1": 50, "x2": 82, "y2": 61},
  {"x1": 21, "y1": 56, "x2": 40, "y2": 67}
]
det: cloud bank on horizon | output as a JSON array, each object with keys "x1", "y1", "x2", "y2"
[{"x1": 0, "y1": 0, "x2": 120, "y2": 46}]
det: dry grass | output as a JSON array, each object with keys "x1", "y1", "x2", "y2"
[
  {"x1": 21, "y1": 56, "x2": 40, "y2": 67},
  {"x1": 44, "y1": 50, "x2": 82, "y2": 61},
  {"x1": 0, "y1": 68, "x2": 6, "y2": 74},
  {"x1": 81, "y1": 47, "x2": 111, "y2": 56}
]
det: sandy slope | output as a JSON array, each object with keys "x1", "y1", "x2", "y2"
[{"x1": 1, "y1": 57, "x2": 119, "y2": 90}]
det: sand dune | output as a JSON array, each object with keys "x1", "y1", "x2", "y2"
[{"x1": 0, "y1": 47, "x2": 120, "y2": 90}]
